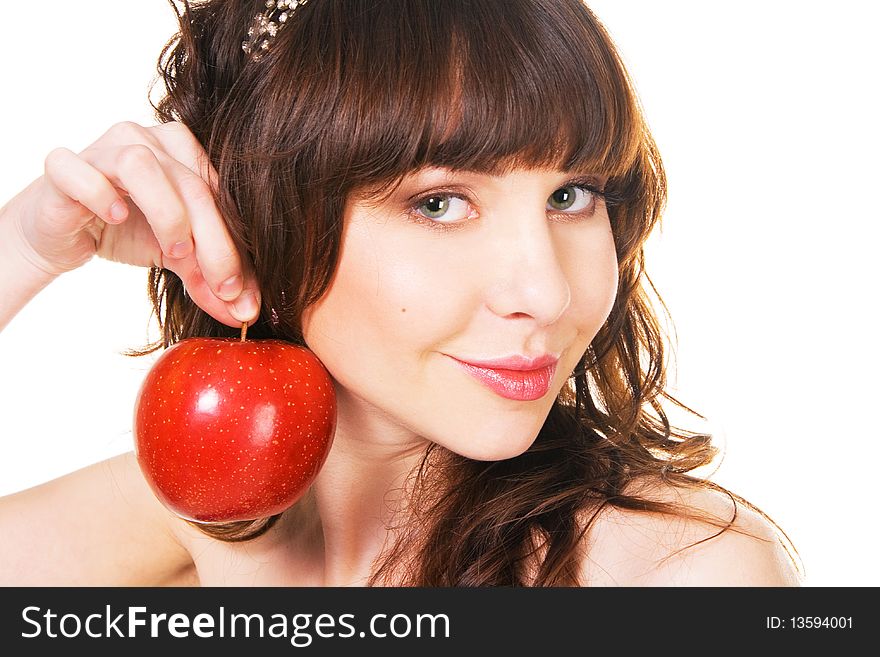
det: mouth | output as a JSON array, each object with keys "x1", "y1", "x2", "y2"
[{"x1": 447, "y1": 355, "x2": 559, "y2": 401}]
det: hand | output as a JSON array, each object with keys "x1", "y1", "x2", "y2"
[{"x1": 10, "y1": 121, "x2": 260, "y2": 327}]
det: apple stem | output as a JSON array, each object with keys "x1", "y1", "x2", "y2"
[{"x1": 240, "y1": 322, "x2": 248, "y2": 342}]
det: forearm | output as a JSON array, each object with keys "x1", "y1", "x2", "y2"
[{"x1": 0, "y1": 191, "x2": 61, "y2": 333}]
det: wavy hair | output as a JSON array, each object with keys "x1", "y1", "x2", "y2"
[{"x1": 130, "y1": 0, "x2": 799, "y2": 585}]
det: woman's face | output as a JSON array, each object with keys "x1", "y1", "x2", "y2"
[{"x1": 301, "y1": 166, "x2": 618, "y2": 460}]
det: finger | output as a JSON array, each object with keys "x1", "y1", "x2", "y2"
[
  {"x1": 148, "y1": 122, "x2": 221, "y2": 193},
  {"x1": 80, "y1": 144, "x2": 195, "y2": 261},
  {"x1": 171, "y1": 169, "x2": 247, "y2": 301},
  {"x1": 152, "y1": 155, "x2": 261, "y2": 322},
  {"x1": 86, "y1": 125, "x2": 242, "y2": 291},
  {"x1": 90, "y1": 122, "x2": 260, "y2": 322},
  {"x1": 42, "y1": 147, "x2": 129, "y2": 227},
  {"x1": 148, "y1": 123, "x2": 261, "y2": 320},
  {"x1": 172, "y1": 260, "x2": 261, "y2": 328}
]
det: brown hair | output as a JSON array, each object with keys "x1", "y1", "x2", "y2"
[{"x1": 132, "y1": 0, "x2": 799, "y2": 584}]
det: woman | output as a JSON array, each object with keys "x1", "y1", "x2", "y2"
[{"x1": 0, "y1": 0, "x2": 800, "y2": 586}]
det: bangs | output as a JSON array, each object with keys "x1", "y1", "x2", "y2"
[
  {"x1": 264, "y1": 0, "x2": 644, "y2": 203},
  {"x1": 418, "y1": 1, "x2": 642, "y2": 179}
]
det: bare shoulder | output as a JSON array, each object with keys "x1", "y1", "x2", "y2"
[
  {"x1": 579, "y1": 479, "x2": 803, "y2": 586},
  {"x1": 0, "y1": 450, "x2": 196, "y2": 585}
]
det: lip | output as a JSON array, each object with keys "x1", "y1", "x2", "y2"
[
  {"x1": 447, "y1": 354, "x2": 559, "y2": 401},
  {"x1": 453, "y1": 354, "x2": 560, "y2": 371}
]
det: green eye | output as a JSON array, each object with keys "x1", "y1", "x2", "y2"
[
  {"x1": 548, "y1": 185, "x2": 590, "y2": 211},
  {"x1": 412, "y1": 194, "x2": 470, "y2": 224},
  {"x1": 419, "y1": 195, "x2": 452, "y2": 219}
]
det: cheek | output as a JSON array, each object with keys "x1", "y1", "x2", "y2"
[
  {"x1": 564, "y1": 223, "x2": 620, "y2": 337},
  {"x1": 301, "y1": 221, "x2": 458, "y2": 376}
]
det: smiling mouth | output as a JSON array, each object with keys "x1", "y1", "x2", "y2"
[{"x1": 447, "y1": 357, "x2": 558, "y2": 401}]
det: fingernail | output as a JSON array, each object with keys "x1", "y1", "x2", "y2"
[
  {"x1": 231, "y1": 291, "x2": 259, "y2": 321},
  {"x1": 109, "y1": 200, "x2": 128, "y2": 223},
  {"x1": 168, "y1": 239, "x2": 192, "y2": 259},
  {"x1": 218, "y1": 274, "x2": 242, "y2": 300}
]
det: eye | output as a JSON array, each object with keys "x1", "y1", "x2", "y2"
[
  {"x1": 411, "y1": 194, "x2": 473, "y2": 224},
  {"x1": 547, "y1": 185, "x2": 597, "y2": 213}
]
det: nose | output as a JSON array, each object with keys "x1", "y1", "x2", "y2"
[{"x1": 484, "y1": 213, "x2": 571, "y2": 326}]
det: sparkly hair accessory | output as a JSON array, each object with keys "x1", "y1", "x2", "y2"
[{"x1": 242, "y1": 0, "x2": 311, "y2": 61}]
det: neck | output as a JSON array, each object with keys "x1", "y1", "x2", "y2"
[{"x1": 306, "y1": 388, "x2": 431, "y2": 585}]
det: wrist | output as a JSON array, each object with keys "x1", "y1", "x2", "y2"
[{"x1": 0, "y1": 192, "x2": 62, "y2": 331}]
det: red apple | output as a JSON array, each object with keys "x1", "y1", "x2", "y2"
[{"x1": 133, "y1": 332, "x2": 336, "y2": 523}]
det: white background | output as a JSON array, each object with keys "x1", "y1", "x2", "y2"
[{"x1": 1, "y1": 2, "x2": 877, "y2": 586}]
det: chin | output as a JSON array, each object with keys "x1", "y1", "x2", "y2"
[{"x1": 439, "y1": 426, "x2": 540, "y2": 462}]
